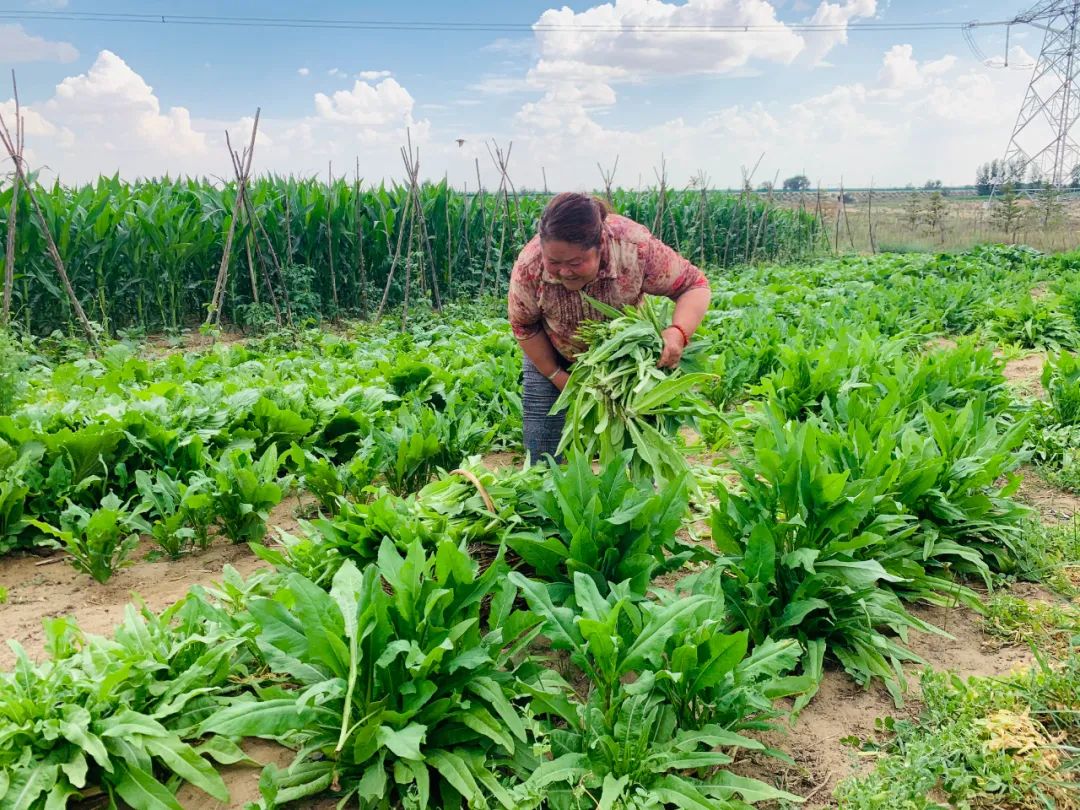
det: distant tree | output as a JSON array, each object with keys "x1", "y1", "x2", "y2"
[
  {"x1": 1035, "y1": 181, "x2": 1064, "y2": 230},
  {"x1": 975, "y1": 163, "x2": 993, "y2": 196},
  {"x1": 924, "y1": 179, "x2": 944, "y2": 190},
  {"x1": 992, "y1": 181, "x2": 1025, "y2": 242},
  {"x1": 758, "y1": 181, "x2": 775, "y2": 193},
  {"x1": 1006, "y1": 156, "x2": 1028, "y2": 186},
  {"x1": 989, "y1": 158, "x2": 1005, "y2": 188},
  {"x1": 782, "y1": 174, "x2": 811, "y2": 191},
  {"x1": 923, "y1": 191, "x2": 947, "y2": 243},
  {"x1": 1071, "y1": 164, "x2": 1080, "y2": 189},
  {"x1": 903, "y1": 192, "x2": 922, "y2": 230}
]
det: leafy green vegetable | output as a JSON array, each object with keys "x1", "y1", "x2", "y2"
[
  {"x1": 554, "y1": 296, "x2": 713, "y2": 486},
  {"x1": 30, "y1": 493, "x2": 150, "y2": 583}
]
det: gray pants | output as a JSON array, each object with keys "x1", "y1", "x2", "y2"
[{"x1": 522, "y1": 355, "x2": 567, "y2": 463}]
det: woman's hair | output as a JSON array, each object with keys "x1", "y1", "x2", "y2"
[{"x1": 539, "y1": 192, "x2": 610, "y2": 249}]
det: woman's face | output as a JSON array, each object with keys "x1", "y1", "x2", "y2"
[{"x1": 540, "y1": 239, "x2": 601, "y2": 292}]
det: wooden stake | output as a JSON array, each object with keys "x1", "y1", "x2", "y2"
[
  {"x1": 206, "y1": 109, "x2": 260, "y2": 327},
  {"x1": 598, "y1": 156, "x2": 619, "y2": 205},
  {"x1": 2, "y1": 70, "x2": 22, "y2": 327},
  {"x1": 867, "y1": 179, "x2": 877, "y2": 254},
  {"x1": 326, "y1": 161, "x2": 339, "y2": 315},
  {"x1": 475, "y1": 158, "x2": 492, "y2": 294},
  {"x1": 0, "y1": 90, "x2": 97, "y2": 347},
  {"x1": 354, "y1": 158, "x2": 368, "y2": 318}
]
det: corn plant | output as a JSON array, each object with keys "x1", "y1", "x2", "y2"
[{"x1": 0, "y1": 176, "x2": 821, "y2": 336}]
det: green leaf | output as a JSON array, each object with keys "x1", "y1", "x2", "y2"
[
  {"x1": 113, "y1": 765, "x2": 185, "y2": 810},
  {"x1": 376, "y1": 723, "x2": 427, "y2": 760},
  {"x1": 598, "y1": 774, "x2": 629, "y2": 810},
  {"x1": 427, "y1": 750, "x2": 481, "y2": 803},
  {"x1": 744, "y1": 523, "x2": 776, "y2": 585}
]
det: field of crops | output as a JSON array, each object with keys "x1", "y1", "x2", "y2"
[
  {"x1": 1, "y1": 243, "x2": 1080, "y2": 809},
  {"x1": 0, "y1": 178, "x2": 823, "y2": 337}
]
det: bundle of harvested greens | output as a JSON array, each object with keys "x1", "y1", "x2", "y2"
[{"x1": 553, "y1": 296, "x2": 714, "y2": 485}]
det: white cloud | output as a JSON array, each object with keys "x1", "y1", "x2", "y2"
[
  {"x1": 532, "y1": 0, "x2": 806, "y2": 78},
  {"x1": 0, "y1": 23, "x2": 78, "y2": 63},
  {"x1": 297, "y1": 67, "x2": 310, "y2": 77},
  {"x1": 45, "y1": 51, "x2": 206, "y2": 158},
  {"x1": 801, "y1": 0, "x2": 877, "y2": 66},
  {"x1": 314, "y1": 78, "x2": 417, "y2": 127},
  {"x1": 327, "y1": 67, "x2": 346, "y2": 78},
  {"x1": 449, "y1": 41, "x2": 1031, "y2": 192},
  {"x1": 357, "y1": 70, "x2": 392, "y2": 81}
]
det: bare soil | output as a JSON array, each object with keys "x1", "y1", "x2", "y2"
[
  {"x1": 1016, "y1": 463, "x2": 1080, "y2": 524},
  {"x1": 731, "y1": 596, "x2": 1034, "y2": 808},
  {"x1": 1003, "y1": 352, "x2": 1047, "y2": 399}
]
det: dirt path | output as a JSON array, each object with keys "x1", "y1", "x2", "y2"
[
  {"x1": 1003, "y1": 352, "x2": 1047, "y2": 398},
  {"x1": 1016, "y1": 463, "x2": 1080, "y2": 524}
]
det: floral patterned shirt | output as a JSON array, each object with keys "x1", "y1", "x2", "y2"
[{"x1": 507, "y1": 214, "x2": 709, "y2": 359}]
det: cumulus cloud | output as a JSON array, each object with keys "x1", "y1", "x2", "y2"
[
  {"x1": 8, "y1": 52, "x2": 435, "y2": 181},
  {"x1": 297, "y1": 67, "x2": 310, "y2": 76},
  {"x1": 0, "y1": 23, "x2": 78, "y2": 63},
  {"x1": 44, "y1": 50, "x2": 207, "y2": 158},
  {"x1": 454, "y1": 41, "x2": 1031, "y2": 192},
  {"x1": 314, "y1": 78, "x2": 417, "y2": 127}
]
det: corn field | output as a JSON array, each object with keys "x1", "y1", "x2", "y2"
[{"x1": 0, "y1": 174, "x2": 825, "y2": 335}]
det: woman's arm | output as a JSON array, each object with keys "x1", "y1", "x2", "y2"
[
  {"x1": 518, "y1": 332, "x2": 570, "y2": 391},
  {"x1": 659, "y1": 286, "x2": 711, "y2": 368}
]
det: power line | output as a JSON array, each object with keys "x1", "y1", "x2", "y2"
[{"x1": 0, "y1": 9, "x2": 1019, "y2": 35}]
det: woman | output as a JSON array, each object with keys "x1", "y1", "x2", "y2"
[{"x1": 508, "y1": 192, "x2": 711, "y2": 461}]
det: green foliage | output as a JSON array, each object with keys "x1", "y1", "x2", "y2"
[
  {"x1": 0, "y1": 479, "x2": 32, "y2": 555},
  {"x1": 711, "y1": 414, "x2": 941, "y2": 704},
  {"x1": 135, "y1": 469, "x2": 216, "y2": 558},
  {"x1": 1042, "y1": 350, "x2": 1080, "y2": 426},
  {"x1": 512, "y1": 572, "x2": 802, "y2": 809},
  {"x1": 509, "y1": 452, "x2": 697, "y2": 603},
  {"x1": 202, "y1": 541, "x2": 541, "y2": 809},
  {"x1": 0, "y1": 594, "x2": 257, "y2": 809},
  {"x1": 836, "y1": 649, "x2": 1080, "y2": 809},
  {"x1": 986, "y1": 295, "x2": 1079, "y2": 351},
  {"x1": 30, "y1": 493, "x2": 150, "y2": 583},
  {"x1": 211, "y1": 446, "x2": 285, "y2": 544},
  {"x1": 556, "y1": 297, "x2": 712, "y2": 486},
  {"x1": 0, "y1": 329, "x2": 28, "y2": 416}
]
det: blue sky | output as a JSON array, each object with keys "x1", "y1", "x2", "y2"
[{"x1": 0, "y1": 0, "x2": 1051, "y2": 188}]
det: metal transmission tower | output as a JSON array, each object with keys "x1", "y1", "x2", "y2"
[{"x1": 1000, "y1": 1, "x2": 1080, "y2": 187}]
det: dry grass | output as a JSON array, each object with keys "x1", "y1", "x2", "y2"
[{"x1": 779, "y1": 194, "x2": 1080, "y2": 255}]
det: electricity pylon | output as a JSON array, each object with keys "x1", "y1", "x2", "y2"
[{"x1": 1000, "y1": 0, "x2": 1080, "y2": 187}]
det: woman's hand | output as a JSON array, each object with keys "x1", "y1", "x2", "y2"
[
  {"x1": 658, "y1": 327, "x2": 686, "y2": 369},
  {"x1": 552, "y1": 369, "x2": 570, "y2": 391}
]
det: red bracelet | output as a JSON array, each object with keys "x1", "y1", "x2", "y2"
[{"x1": 668, "y1": 324, "x2": 690, "y2": 347}]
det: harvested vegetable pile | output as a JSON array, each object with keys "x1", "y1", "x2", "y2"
[{"x1": 554, "y1": 296, "x2": 713, "y2": 485}]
